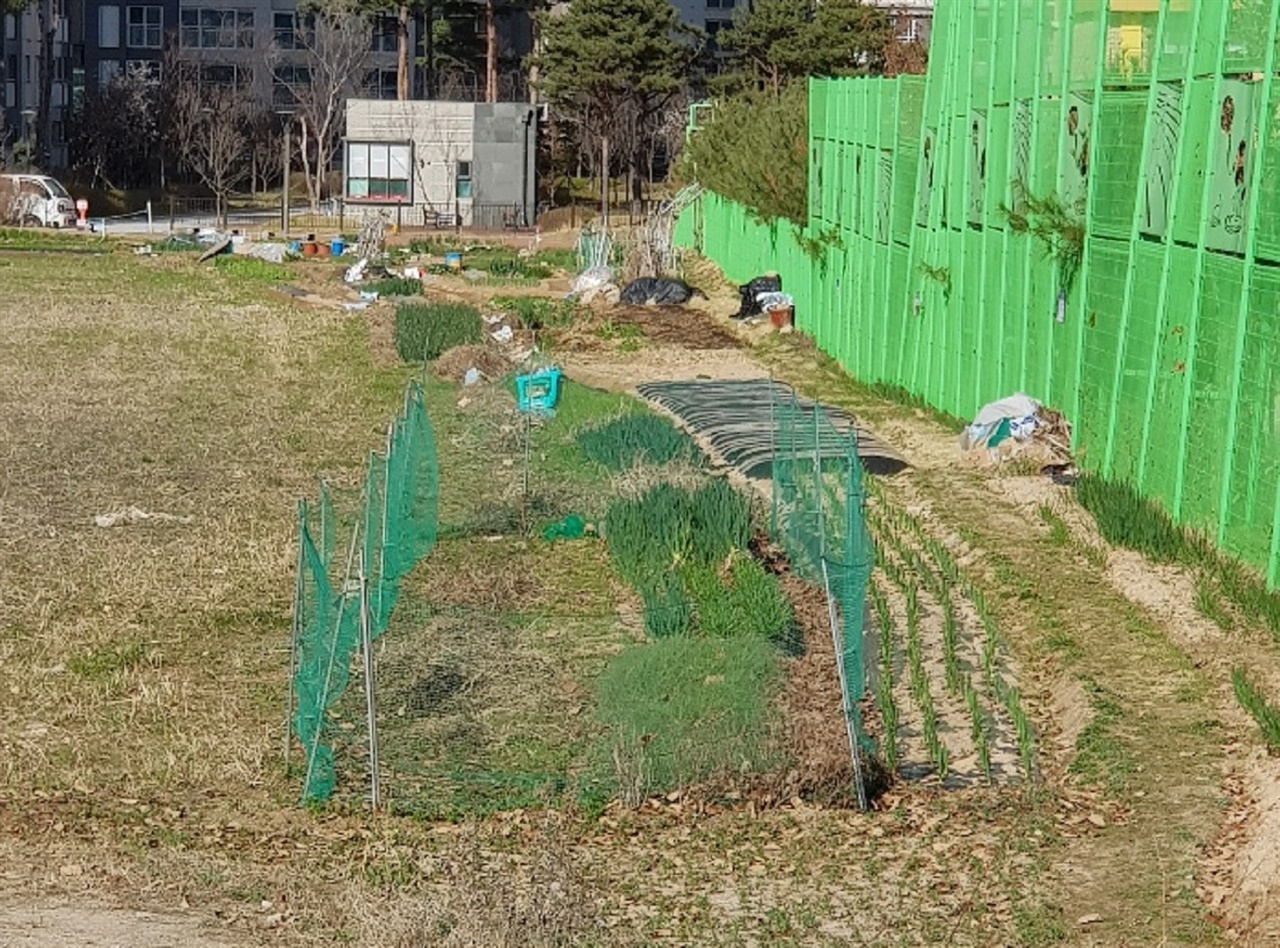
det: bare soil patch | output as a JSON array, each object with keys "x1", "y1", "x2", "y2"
[
  {"x1": 0, "y1": 901, "x2": 240, "y2": 948},
  {"x1": 603, "y1": 303, "x2": 744, "y2": 350}
]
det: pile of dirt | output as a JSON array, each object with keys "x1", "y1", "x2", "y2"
[
  {"x1": 607, "y1": 304, "x2": 742, "y2": 350},
  {"x1": 432, "y1": 344, "x2": 514, "y2": 382}
]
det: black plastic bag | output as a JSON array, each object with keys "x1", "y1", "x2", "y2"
[
  {"x1": 734, "y1": 274, "x2": 783, "y2": 319},
  {"x1": 619, "y1": 277, "x2": 696, "y2": 305}
]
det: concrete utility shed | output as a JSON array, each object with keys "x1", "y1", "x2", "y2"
[{"x1": 343, "y1": 99, "x2": 537, "y2": 229}]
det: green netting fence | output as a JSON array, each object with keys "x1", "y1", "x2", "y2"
[
  {"x1": 771, "y1": 389, "x2": 875, "y2": 804},
  {"x1": 288, "y1": 381, "x2": 439, "y2": 804},
  {"x1": 677, "y1": 0, "x2": 1280, "y2": 586}
]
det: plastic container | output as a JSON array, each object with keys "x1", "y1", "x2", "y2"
[
  {"x1": 331, "y1": 237, "x2": 346, "y2": 256},
  {"x1": 767, "y1": 304, "x2": 794, "y2": 329},
  {"x1": 444, "y1": 251, "x2": 463, "y2": 271},
  {"x1": 515, "y1": 367, "x2": 563, "y2": 414}
]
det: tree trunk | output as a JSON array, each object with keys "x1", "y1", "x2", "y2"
[
  {"x1": 425, "y1": 0, "x2": 435, "y2": 98},
  {"x1": 484, "y1": 0, "x2": 497, "y2": 104},
  {"x1": 299, "y1": 117, "x2": 319, "y2": 213},
  {"x1": 397, "y1": 5, "x2": 410, "y2": 100},
  {"x1": 36, "y1": 0, "x2": 53, "y2": 169}
]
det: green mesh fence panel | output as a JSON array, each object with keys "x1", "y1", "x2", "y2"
[
  {"x1": 292, "y1": 380, "x2": 439, "y2": 803},
  {"x1": 676, "y1": 0, "x2": 1280, "y2": 584},
  {"x1": 770, "y1": 391, "x2": 874, "y2": 770}
]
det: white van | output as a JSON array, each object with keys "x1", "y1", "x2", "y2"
[{"x1": 0, "y1": 174, "x2": 77, "y2": 228}]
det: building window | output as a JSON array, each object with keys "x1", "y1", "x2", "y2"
[
  {"x1": 4, "y1": 14, "x2": 15, "y2": 40},
  {"x1": 455, "y1": 160, "x2": 472, "y2": 199},
  {"x1": 705, "y1": 19, "x2": 731, "y2": 49},
  {"x1": 201, "y1": 63, "x2": 253, "y2": 87},
  {"x1": 180, "y1": 9, "x2": 255, "y2": 49},
  {"x1": 371, "y1": 15, "x2": 397, "y2": 53},
  {"x1": 706, "y1": 0, "x2": 735, "y2": 7},
  {"x1": 51, "y1": 120, "x2": 63, "y2": 144},
  {"x1": 126, "y1": 59, "x2": 161, "y2": 82},
  {"x1": 344, "y1": 141, "x2": 413, "y2": 203},
  {"x1": 271, "y1": 64, "x2": 309, "y2": 107},
  {"x1": 364, "y1": 67, "x2": 396, "y2": 99},
  {"x1": 126, "y1": 6, "x2": 162, "y2": 48},
  {"x1": 99, "y1": 59, "x2": 121, "y2": 85},
  {"x1": 98, "y1": 6, "x2": 120, "y2": 48},
  {"x1": 273, "y1": 12, "x2": 313, "y2": 49}
]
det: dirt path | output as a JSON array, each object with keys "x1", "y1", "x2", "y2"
[
  {"x1": 755, "y1": 335, "x2": 1280, "y2": 943},
  {"x1": 0, "y1": 900, "x2": 242, "y2": 947}
]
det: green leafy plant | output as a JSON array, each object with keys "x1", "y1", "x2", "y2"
[
  {"x1": 491, "y1": 295, "x2": 582, "y2": 330},
  {"x1": 918, "y1": 262, "x2": 952, "y2": 301},
  {"x1": 577, "y1": 414, "x2": 702, "y2": 472},
  {"x1": 640, "y1": 577, "x2": 694, "y2": 638},
  {"x1": 393, "y1": 301, "x2": 484, "y2": 363},
  {"x1": 604, "y1": 479, "x2": 752, "y2": 590},
  {"x1": 212, "y1": 255, "x2": 291, "y2": 282},
  {"x1": 593, "y1": 636, "x2": 785, "y2": 797},
  {"x1": 1233, "y1": 668, "x2": 1280, "y2": 753},
  {"x1": 363, "y1": 277, "x2": 422, "y2": 298},
  {"x1": 1075, "y1": 474, "x2": 1196, "y2": 564},
  {"x1": 1194, "y1": 576, "x2": 1235, "y2": 632},
  {"x1": 999, "y1": 182, "x2": 1085, "y2": 294}
]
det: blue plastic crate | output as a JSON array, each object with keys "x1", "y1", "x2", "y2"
[{"x1": 516, "y1": 367, "x2": 562, "y2": 414}]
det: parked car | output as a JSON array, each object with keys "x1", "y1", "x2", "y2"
[{"x1": 0, "y1": 173, "x2": 77, "y2": 228}]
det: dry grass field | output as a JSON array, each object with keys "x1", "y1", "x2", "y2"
[{"x1": 0, "y1": 234, "x2": 1278, "y2": 946}]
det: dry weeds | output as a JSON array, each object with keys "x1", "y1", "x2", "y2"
[{"x1": 6, "y1": 245, "x2": 1270, "y2": 947}]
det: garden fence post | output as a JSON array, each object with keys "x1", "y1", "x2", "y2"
[
  {"x1": 285, "y1": 500, "x2": 306, "y2": 772},
  {"x1": 359, "y1": 545, "x2": 381, "y2": 812}
]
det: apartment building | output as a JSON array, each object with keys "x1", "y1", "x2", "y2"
[
  {"x1": 3, "y1": 0, "x2": 532, "y2": 170},
  {"x1": 865, "y1": 0, "x2": 934, "y2": 46},
  {"x1": 2, "y1": 1, "x2": 72, "y2": 168}
]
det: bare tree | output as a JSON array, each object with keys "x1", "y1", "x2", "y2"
[
  {"x1": 68, "y1": 64, "x2": 161, "y2": 189},
  {"x1": 282, "y1": 1, "x2": 372, "y2": 212},
  {"x1": 245, "y1": 110, "x2": 284, "y2": 196},
  {"x1": 168, "y1": 72, "x2": 252, "y2": 229}
]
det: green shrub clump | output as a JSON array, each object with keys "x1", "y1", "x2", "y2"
[
  {"x1": 394, "y1": 301, "x2": 484, "y2": 363},
  {"x1": 604, "y1": 479, "x2": 751, "y2": 588},
  {"x1": 1075, "y1": 473, "x2": 1197, "y2": 564},
  {"x1": 491, "y1": 295, "x2": 581, "y2": 330},
  {"x1": 1233, "y1": 667, "x2": 1280, "y2": 753},
  {"x1": 212, "y1": 255, "x2": 291, "y2": 282},
  {"x1": 364, "y1": 277, "x2": 422, "y2": 298},
  {"x1": 684, "y1": 557, "x2": 794, "y2": 645},
  {"x1": 578, "y1": 414, "x2": 702, "y2": 472},
  {"x1": 593, "y1": 635, "x2": 784, "y2": 795}
]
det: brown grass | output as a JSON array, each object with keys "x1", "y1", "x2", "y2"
[{"x1": 0, "y1": 247, "x2": 1140, "y2": 947}]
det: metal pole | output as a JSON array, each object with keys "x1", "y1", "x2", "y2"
[
  {"x1": 359, "y1": 545, "x2": 381, "y2": 811},
  {"x1": 601, "y1": 136, "x2": 610, "y2": 234},
  {"x1": 282, "y1": 118, "x2": 292, "y2": 239},
  {"x1": 815, "y1": 402, "x2": 825, "y2": 561},
  {"x1": 285, "y1": 499, "x2": 306, "y2": 771},
  {"x1": 146, "y1": 200, "x2": 153, "y2": 235}
]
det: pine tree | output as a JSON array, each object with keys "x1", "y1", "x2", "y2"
[
  {"x1": 719, "y1": 0, "x2": 892, "y2": 94},
  {"x1": 535, "y1": 0, "x2": 696, "y2": 204}
]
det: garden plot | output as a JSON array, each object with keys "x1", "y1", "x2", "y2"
[{"x1": 864, "y1": 480, "x2": 1033, "y2": 787}]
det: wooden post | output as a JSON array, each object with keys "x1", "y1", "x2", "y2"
[{"x1": 601, "y1": 136, "x2": 610, "y2": 234}]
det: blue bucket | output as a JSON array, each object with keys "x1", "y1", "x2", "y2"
[
  {"x1": 288, "y1": 240, "x2": 302, "y2": 255},
  {"x1": 331, "y1": 237, "x2": 346, "y2": 256},
  {"x1": 444, "y1": 251, "x2": 463, "y2": 271}
]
